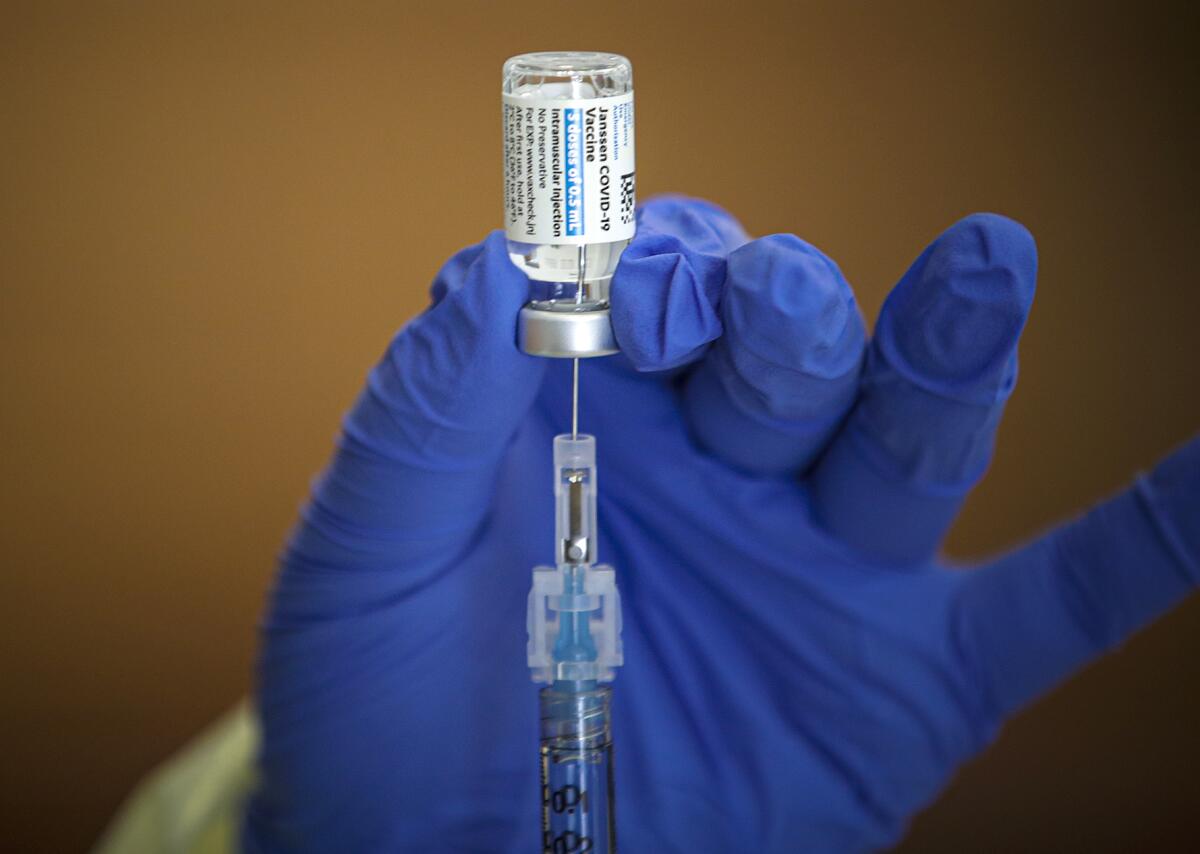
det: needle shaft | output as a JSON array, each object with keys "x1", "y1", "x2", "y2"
[
  {"x1": 571, "y1": 358, "x2": 579, "y2": 439},
  {"x1": 571, "y1": 244, "x2": 586, "y2": 440}
]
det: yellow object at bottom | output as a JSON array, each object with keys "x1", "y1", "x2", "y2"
[{"x1": 92, "y1": 702, "x2": 258, "y2": 854}]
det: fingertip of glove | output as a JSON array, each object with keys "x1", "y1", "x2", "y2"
[
  {"x1": 359, "y1": 232, "x2": 544, "y2": 465},
  {"x1": 397, "y1": 230, "x2": 542, "y2": 381},
  {"x1": 879, "y1": 213, "x2": 1038, "y2": 400},
  {"x1": 439, "y1": 230, "x2": 530, "y2": 311},
  {"x1": 930, "y1": 213, "x2": 1037, "y2": 297},
  {"x1": 723, "y1": 234, "x2": 864, "y2": 379},
  {"x1": 637, "y1": 194, "x2": 750, "y2": 254},
  {"x1": 611, "y1": 230, "x2": 726, "y2": 371}
]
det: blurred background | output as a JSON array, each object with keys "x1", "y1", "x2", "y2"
[{"x1": 2, "y1": 1, "x2": 1197, "y2": 850}]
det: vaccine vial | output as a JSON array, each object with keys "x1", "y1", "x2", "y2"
[{"x1": 502, "y1": 52, "x2": 635, "y2": 357}]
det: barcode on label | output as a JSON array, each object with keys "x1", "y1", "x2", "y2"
[{"x1": 619, "y1": 172, "x2": 636, "y2": 225}]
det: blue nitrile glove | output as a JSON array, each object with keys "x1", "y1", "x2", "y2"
[{"x1": 242, "y1": 196, "x2": 1198, "y2": 853}]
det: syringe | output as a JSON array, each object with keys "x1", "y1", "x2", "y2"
[
  {"x1": 527, "y1": 429, "x2": 623, "y2": 853},
  {"x1": 539, "y1": 684, "x2": 616, "y2": 853}
]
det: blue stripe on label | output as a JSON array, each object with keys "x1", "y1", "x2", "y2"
[{"x1": 564, "y1": 108, "x2": 583, "y2": 237}]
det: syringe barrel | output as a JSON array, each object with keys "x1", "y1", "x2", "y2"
[
  {"x1": 539, "y1": 685, "x2": 615, "y2": 854},
  {"x1": 502, "y1": 52, "x2": 636, "y2": 306}
]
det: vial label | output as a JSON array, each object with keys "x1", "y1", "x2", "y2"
[{"x1": 503, "y1": 93, "x2": 635, "y2": 246}]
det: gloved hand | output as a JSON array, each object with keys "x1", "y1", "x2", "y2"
[{"x1": 242, "y1": 196, "x2": 1198, "y2": 853}]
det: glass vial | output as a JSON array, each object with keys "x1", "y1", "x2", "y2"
[{"x1": 502, "y1": 52, "x2": 635, "y2": 309}]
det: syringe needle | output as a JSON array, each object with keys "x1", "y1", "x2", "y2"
[
  {"x1": 571, "y1": 357, "x2": 580, "y2": 440},
  {"x1": 571, "y1": 241, "x2": 586, "y2": 441}
]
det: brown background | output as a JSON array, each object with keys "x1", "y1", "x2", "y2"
[{"x1": 2, "y1": 1, "x2": 1198, "y2": 851}]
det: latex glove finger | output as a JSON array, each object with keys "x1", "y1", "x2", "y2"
[
  {"x1": 681, "y1": 234, "x2": 866, "y2": 475},
  {"x1": 956, "y1": 436, "x2": 1199, "y2": 723},
  {"x1": 609, "y1": 195, "x2": 748, "y2": 372},
  {"x1": 808, "y1": 214, "x2": 1037, "y2": 564},
  {"x1": 270, "y1": 232, "x2": 545, "y2": 620}
]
